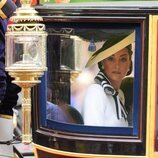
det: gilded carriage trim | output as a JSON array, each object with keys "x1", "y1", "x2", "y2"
[
  {"x1": 0, "y1": 9, "x2": 6, "y2": 19},
  {"x1": 33, "y1": 143, "x2": 147, "y2": 158},
  {"x1": 0, "y1": 114, "x2": 13, "y2": 119},
  {"x1": 147, "y1": 15, "x2": 158, "y2": 158},
  {"x1": 0, "y1": 0, "x2": 6, "y2": 8}
]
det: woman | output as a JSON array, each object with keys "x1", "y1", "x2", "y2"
[{"x1": 82, "y1": 31, "x2": 135, "y2": 127}]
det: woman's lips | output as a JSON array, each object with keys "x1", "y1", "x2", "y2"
[{"x1": 112, "y1": 71, "x2": 121, "y2": 74}]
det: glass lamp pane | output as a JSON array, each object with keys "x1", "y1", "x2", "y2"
[
  {"x1": 13, "y1": 36, "x2": 41, "y2": 67},
  {"x1": 60, "y1": 35, "x2": 82, "y2": 71},
  {"x1": 6, "y1": 34, "x2": 44, "y2": 69}
]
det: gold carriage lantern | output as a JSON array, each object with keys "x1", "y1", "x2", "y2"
[{"x1": 5, "y1": 0, "x2": 47, "y2": 144}]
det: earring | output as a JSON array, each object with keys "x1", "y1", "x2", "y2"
[{"x1": 101, "y1": 65, "x2": 104, "y2": 70}]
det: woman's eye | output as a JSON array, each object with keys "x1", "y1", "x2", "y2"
[
  {"x1": 106, "y1": 56, "x2": 114, "y2": 61},
  {"x1": 120, "y1": 57, "x2": 128, "y2": 62}
]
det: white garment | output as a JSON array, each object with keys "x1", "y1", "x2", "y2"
[
  {"x1": 82, "y1": 84, "x2": 128, "y2": 127},
  {"x1": 0, "y1": 117, "x2": 13, "y2": 157}
]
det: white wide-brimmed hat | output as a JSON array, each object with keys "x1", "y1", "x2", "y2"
[{"x1": 85, "y1": 31, "x2": 135, "y2": 68}]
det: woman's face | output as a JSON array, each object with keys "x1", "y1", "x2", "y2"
[{"x1": 102, "y1": 47, "x2": 131, "y2": 83}]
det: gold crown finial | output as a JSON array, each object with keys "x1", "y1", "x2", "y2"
[
  {"x1": 21, "y1": 0, "x2": 31, "y2": 6},
  {"x1": 9, "y1": 0, "x2": 43, "y2": 23}
]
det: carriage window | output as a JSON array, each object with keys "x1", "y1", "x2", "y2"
[
  {"x1": 34, "y1": 20, "x2": 146, "y2": 155},
  {"x1": 45, "y1": 27, "x2": 140, "y2": 132}
]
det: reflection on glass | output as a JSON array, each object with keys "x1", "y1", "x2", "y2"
[
  {"x1": 46, "y1": 28, "x2": 134, "y2": 128},
  {"x1": 46, "y1": 77, "x2": 84, "y2": 124},
  {"x1": 13, "y1": 36, "x2": 41, "y2": 67}
]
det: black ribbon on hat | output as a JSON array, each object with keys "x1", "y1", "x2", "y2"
[{"x1": 95, "y1": 71, "x2": 128, "y2": 120}]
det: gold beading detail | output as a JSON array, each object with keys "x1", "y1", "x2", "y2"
[{"x1": 7, "y1": 24, "x2": 45, "y2": 32}]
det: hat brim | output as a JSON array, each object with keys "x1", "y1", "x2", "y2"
[{"x1": 85, "y1": 31, "x2": 135, "y2": 68}]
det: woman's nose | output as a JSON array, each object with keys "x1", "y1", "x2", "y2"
[{"x1": 114, "y1": 60, "x2": 119, "y2": 68}]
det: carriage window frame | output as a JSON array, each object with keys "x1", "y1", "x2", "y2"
[{"x1": 32, "y1": 19, "x2": 147, "y2": 143}]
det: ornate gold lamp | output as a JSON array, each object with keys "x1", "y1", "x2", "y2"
[{"x1": 5, "y1": 0, "x2": 47, "y2": 144}]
